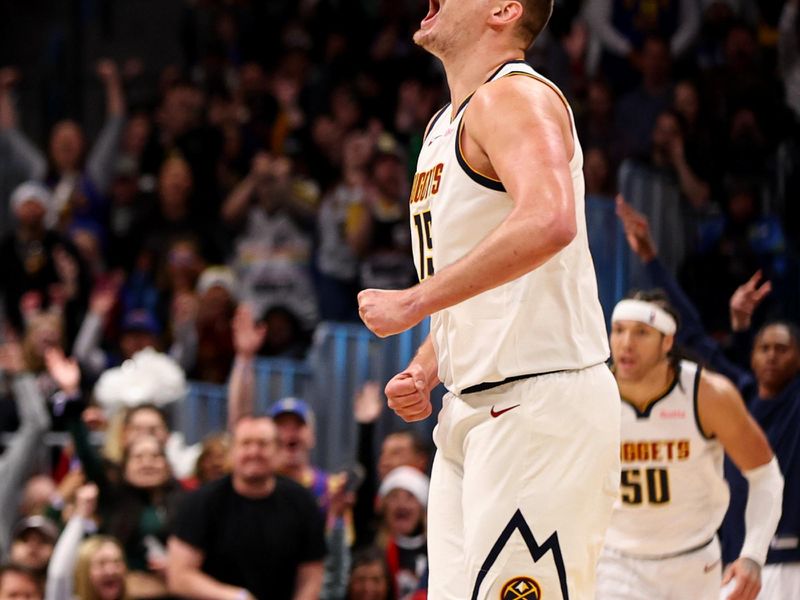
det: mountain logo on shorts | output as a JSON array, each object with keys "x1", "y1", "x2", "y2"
[
  {"x1": 471, "y1": 510, "x2": 569, "y2": 600},
  {"x1": 501, "y1": 576, "x2": 541, "y2": 599}
]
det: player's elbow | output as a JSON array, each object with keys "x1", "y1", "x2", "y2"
[{"x1": 540, "y1": 212, "x2": 576, "y2": 253}]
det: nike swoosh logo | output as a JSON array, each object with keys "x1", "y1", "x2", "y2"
[
  {"x1": 490, "y1": 404, "x2": 520, "y2": 418},
  {"x1": 703, "y1": 560, "x2": 720, "y2": 573}
]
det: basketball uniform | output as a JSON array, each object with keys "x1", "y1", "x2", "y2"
[
  {"x1": 596, "y1": 360, "x2": 729, "y2": 600},
  {"x1": 410, "y1": 60, "x2": 620, "y2": 600}
]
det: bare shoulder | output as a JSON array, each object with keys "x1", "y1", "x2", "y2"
[
  {"x1": 698, "y1": 369, "x2": 745, "y2": 412},
  {"x1": 469, "y1": 75, "x2": 571, "y2": 129},
  {"x1": 465, "y1": 75, "x2": 574, "y2": 161}
]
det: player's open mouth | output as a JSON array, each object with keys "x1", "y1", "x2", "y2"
[{"x1": 421, "y1": 0, "x2": 440, "y2": 28}]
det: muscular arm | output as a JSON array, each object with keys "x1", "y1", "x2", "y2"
[
  {"x1": 413, "y1": 77, "x2": 576, "y2": 316},
  {"x1": 360, "y1": 77, "x2": 577, "y2": 337},
  {"x1": 697, "y1": 371, "x2": 772, "y2": 472},
  {"x1": 293, "y1": 561, "x2": 324, "y2": 600},
  {"x1": 167, "y1": 536, "x2": 252, "y2": 600}
]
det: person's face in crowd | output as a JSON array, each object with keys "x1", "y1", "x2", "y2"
[
  {"x1": 14, "y1": 199, "x2": 47, "y2": 230},
  {"x1": 674, "y1": 81, "x2": 699, "y2": 125},
  {"x1": 348, "y1": 561, "x2": 390, "y2": 600},
  {"x1": 382, "y1": 489, "x2": 424, "y2": 537},
  {"x1": 611, "y1": 320, "x2": 673, "y2": 383},
  {"x1": 0, "y1": 571, "x2": 41, "y2": 600},
  {"x1": 49, "y1": 120, "x2": 85, "y2": 173},
  {"x1": 583, "y1": 148, "x2": 611, "y2": 196},
  {"x1": 372, "y1": 155, "x2": 407, "y2": 201},
  {"x1": 725, "y1": 26, "x2": 757, "y2": 72},
  {"x1": 124, "y1": 408, "x2": 169, "y2": 447},
  {"x1": 158, "y1": 158, "x2": 193, "y2": 218},
  {"x1": 274, "y1": 413, "x2": 313, "y2": 472},
  {"x1": 651, "y1": 112, "x2": 681, "y2": 160},
  {"x1": 20, "y1": 476, "x2": 56, "y2": 517},
  {"x1": 751, "y1": 325, "x2": 800, "y2": 397},
  {"x1": 166, "y1": 240, "x2": 204, "y2": 289},
  {"x1": 159, "y1": 86, "x2": 197, "y2": 137},
  {"x1": 119, "y1": 330, "x2": 159, "y2": 359},
  {"x1": 88, "y1": 541, "x2": 126, "y2": 600},
  {"x1": 587, "y1": 81, "x2": 613, "y2": 121},
  {"x1": 231, "y1": 418, "x2": 278, "y2": 485},
  {"x1": 726, "y1": 190, "x2": 757, "y2": 224},
  {"x1": 123, "y1": 113, "x2": 152, "y2": 158},
  {"x1": 378, "y1": 433, "x2": 426, "y2": 480},
  {"x1": 124, "y1": 436, "x2": 170, "y2": 489},
  {"x1": 10, "y1": 530, "x2": 54, "y2": 571},
  {"x1": 196, "y1": 437, "x2": 230, "y2": 483},
  {"x1": 330, "y1": 87, "x2": 361, "y2": 131},
  {"x1": 639, "y1": 38, "x2": 671, "y2": 86}
]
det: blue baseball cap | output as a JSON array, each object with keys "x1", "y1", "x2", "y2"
[
  {"x1": 269, "y1": 397, "x2": 313, "y2": 423},
  {"x1": 121, "y1": 309, "x2": 161, "y2": 335}
]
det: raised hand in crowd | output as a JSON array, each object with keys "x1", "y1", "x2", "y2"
[
  {"x1": 354, "y1": 381, "x2": 383, "y2": 425},
  {"x1": 730, "y1": 271, "x2": 772, "y2": 333},
  {"x1": 232, "y1": 304, "x2": 267, "y2": 358},
  {"x1": 616, "y1": 194, "x2": 657, "y2": 262},
  {"x1": 73, "y1": 482, "x2": 99, "y2": 520},
  {"x1": 89, "y1": 276, "x2": 122, "y2": 320},
  {"x1": 44, "y1": 346, "x2": 80, "y2": 395},
  {"x1": 96, "y1": 58, "x2": 125, "y2": 117}
]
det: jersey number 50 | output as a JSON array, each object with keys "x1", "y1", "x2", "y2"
[
  {"x1": 413, "y1": 210, "x2": 434, "y2": 281},
  {"x1": 620, "y1": 467, "x2": 670, "y2": 505}
]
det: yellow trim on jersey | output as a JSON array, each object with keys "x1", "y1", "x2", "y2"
[
  {"x1": 456, "y1": 119, "x2": 503, "y2": 183},
  {"x1": 499, "y1": 71, "x2": 576, "y2": 140}
]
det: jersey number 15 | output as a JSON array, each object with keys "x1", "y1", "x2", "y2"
[{"x1": 413, "y1": 210, "x2": 434, "y2": 281}]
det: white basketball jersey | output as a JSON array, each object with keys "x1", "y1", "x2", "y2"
[
  {"x1": 410, "y1": 60, "x2": 609, "y2": 395},
  {"x1": 603, "y1": 360, "x2": 730, "y2": 557}
]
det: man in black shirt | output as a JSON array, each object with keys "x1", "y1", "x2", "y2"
[{"x1": 167, "y1": 416, "x2": 326, "y2": 600}]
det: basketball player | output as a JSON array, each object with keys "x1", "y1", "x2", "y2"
[
  {"x1": 357, "y1": 1, "x2": 620, "y2": 598},
  {"x1": 597, "y1": 293, "x2": 784, "y2": 600}
]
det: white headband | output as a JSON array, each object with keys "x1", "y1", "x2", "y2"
[{"x1": 611, "y1": 299, "x2": 677, "y2": 336}]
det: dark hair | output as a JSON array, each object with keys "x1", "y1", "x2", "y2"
[
  {"x1": 347, "y1": 547, "x2": 393, "y2": 600},
  {"x1": 386, "y1": 429, "x2": 430, "y2": 459},
  {"x1": 517, "y1": 0, "x2": 554, "y2": 48},
  {"x1": 0, "y1": 563, "x2": 43, "y2": 596},
  {"x1": 755, "y1": 321, "x2": 800, "y2": 350},
  {"x1": 626, "y1": 290, "x2": 681, "y2": 332}
]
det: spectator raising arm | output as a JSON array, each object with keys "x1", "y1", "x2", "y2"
[
  {"x1": 0, "y1": 67, "x2": 47, "y2": 180},
  {"x1": 227, "y1": 304, "x2": 267, "y2": 431},
  {"x1": 0, "y1": 338, "x2": 50, "y2": 555},
  {"x1": 86, "y1": 59, "x2": 126, "y2": 194}
]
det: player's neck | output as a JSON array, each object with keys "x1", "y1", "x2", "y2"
[
  {"x1": 443, "y1": 48, "x2": 525, "y2": 120},
  {"x1": 618, "y1": 360, "x2": 675, "y2": 410}
]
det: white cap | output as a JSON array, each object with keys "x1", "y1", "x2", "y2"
[
  {"x1": 379, "y1": 466, "x2": 430, "y2": 507},
  {"x1": 196, "y1": 266, "x2": 238, "y2": 298},
  {"x1": 10, "y1": 181, "x2": 54, "y2": 219}
]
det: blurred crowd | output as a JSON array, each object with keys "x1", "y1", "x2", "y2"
[{"x1": 0, "y1": 0, "x2": 799, "y2": 598}]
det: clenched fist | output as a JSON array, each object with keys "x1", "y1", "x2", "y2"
[
  {"x1": 385, "y1": 364, "x2": 433, "y2": 422},
  {"x1": 357, "y1": 288, "x2": 423, "y2": 338}
]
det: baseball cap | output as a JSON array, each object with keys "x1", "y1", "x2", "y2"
[
  {"x1": 196, "y1": 266, "x2": 238, "y2": 298},
  {"x1": 379, "y1": 466, "x2": 430, "y2": 507},
  {"x1": 121, "y1": 309, "x2": 161, "y2": 335},
  {"x1": 12, "y1": 516, "x2": 59, "y2": 543},
  {"x1": 269, "y1": 397, "x2": 313, "y2": 424}
]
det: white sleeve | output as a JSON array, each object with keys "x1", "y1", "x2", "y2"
[
  {"x1": 740, "y1": 457, "x2": 784, "y2": 566},
  {"x1": 584, "y1": 0, "x2": 633, "y2": 57}
]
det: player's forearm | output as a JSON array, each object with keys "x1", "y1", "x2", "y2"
[
  {"x1": 409, "y1": 335, "x2": 440, "y2": 390},
  {"x1": 410, "y1": 207, "x2": 574, "y2": 318},
  {"x1": 168, "y1": 567, "x2": 248, "y2": 600}
]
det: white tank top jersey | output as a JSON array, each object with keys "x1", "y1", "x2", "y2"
[
  {"x1": 604, "y1": 360, "x2": 730, "y2": 557},
  {"x1": 409, "y1": 60, "x2": 609, "y2": 395}
]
